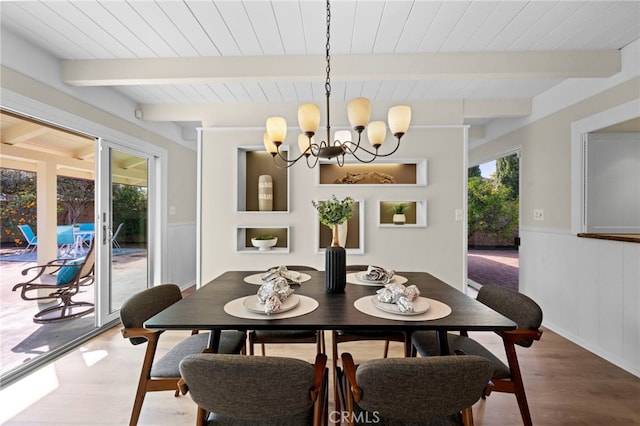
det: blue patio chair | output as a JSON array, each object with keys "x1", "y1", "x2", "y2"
[
  {"x1": 57, "y1": 225, "x2": 75, "y2": 255},
  {"x1": 18, "y1": 224, "x2": 38, "y2": 253},
  {"x1": 77, "y1": 222, "x2": 95, "y2": 249},
  {"x1": 111, "y1": 222, "x2": 124, "y2": 249}
]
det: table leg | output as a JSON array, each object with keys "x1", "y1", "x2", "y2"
[
  {"x1": 205, "y1": 330, "x2": 221, "y2": 353},
  {"x1": 436, "y1": 330, "x2": 451, "y2": 355}
]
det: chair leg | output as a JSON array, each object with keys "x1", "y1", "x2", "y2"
[
  {"x1": 461, "y1": 407, "x2": 474, "y2": 426},
  {"x1": 512, "y1": 372, "x2": 533, "y2": 426},
  {"x1": 504, "y1": 342, "x2": 533, "y2": 426},
  {"x1": 260, "y1": 343, "x2": 266, "y2": 356},
  {"x1": 129, "y1": 338, "x2": 159, "y2": 426},
  {"x1": 383, "y1": 340, "x2": 390, "y2": 358},
  {"x1": 331, "y1": 331, "x2": 341, "y2": 415},
  {"x1": 196, "y1": 407, "x2": 209, "y2": 426}
]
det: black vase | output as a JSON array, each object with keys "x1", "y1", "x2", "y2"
[{"x1": 325, "y1": 245, "x2": 346, "y2": 293}]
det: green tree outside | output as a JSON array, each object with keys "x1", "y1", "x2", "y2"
[
  {"x1": 112, "y1": 184, "x2": 148, "y2": 245},
  {"x1": 495, "y1": 154, "x2": 519, "y2": 199},
  {"x1": 0, "y1": 169, "x2": 37, "y2": 245},
  {"x1": 468, "y1": 175, "x2": 519, "y2": 246},
  {"x1": 468, "y1": 165, "x2": 481, "y2": 178},
  {"x1": 57, "y1": 176, "x2": 95, "y2": 224}
]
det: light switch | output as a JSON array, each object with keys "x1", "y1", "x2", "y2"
[
  {"x1": 533, "y1": 209, "x2": 544, "y2": 221},
  {"x1": 169, "y1": 206, "x2": 176, "y2": 216},
  {"x1": 455, "y1": 209, "x2": 464, "y2": 221}
]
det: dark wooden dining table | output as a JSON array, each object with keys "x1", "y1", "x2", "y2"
[{"x1": 144, "y1": 270, "x2": 516, "y2": 355}]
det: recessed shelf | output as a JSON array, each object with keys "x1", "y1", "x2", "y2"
[
  {"x1": 316, "y1": 158, "x2": 427, "y2": 186},
  {"x1": 237, "y1": 146, "x2": 289, "y2": 212},
  {"x1": 378, "y1": 200, "x2": 427, "y2": 228},
  {"x1": 316, "y1": 199, "x2": 365, "y2": 255},
  {"x1": 236, "y1": 226, "x2": 290, "y2": 253}
]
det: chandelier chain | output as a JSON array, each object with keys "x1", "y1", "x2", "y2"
[{"x1": 325, "y1": 0, "x2": 331, "y2": 95}]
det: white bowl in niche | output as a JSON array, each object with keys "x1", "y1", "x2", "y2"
[{"x1": 251, "y1": 237, "x2": 278, "y2": 251}]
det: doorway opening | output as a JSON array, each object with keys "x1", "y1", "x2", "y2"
[{"x1": 467, "y1": 153, "x2": 520, "y2": 292}]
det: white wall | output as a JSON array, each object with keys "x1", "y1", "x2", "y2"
[
  {"x1": 520, "y1": 229, "x2": 639, "y2": 376},
  {"x1": 469, "y1": 41, "x2": 640, "y2": 376},
  {"x1": 167, "y1": 222, "x2": 197, "y2": 288},
  {"x1": 199, "y1": 126, "x2": 468, "y2": 291}
]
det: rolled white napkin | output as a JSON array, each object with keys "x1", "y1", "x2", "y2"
[
  {"x1": 364, "y1": 265, "x2": 395, "y2": 283},
  {"x1": 261, "y1": 265, "x2": 300, "y2": 284}
]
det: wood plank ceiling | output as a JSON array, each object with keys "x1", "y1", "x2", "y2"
[{"x1": 1, "y1": 1, "x2": 639, "y2": 132}]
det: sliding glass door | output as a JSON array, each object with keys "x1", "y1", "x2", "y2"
[{"x1": 96, "y1": 140, "x2": 160, "y2": 325}]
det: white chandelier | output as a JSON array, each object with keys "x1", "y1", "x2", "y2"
[{"x1": 263, "y1": 0, "x2": 411, "y2": 168}]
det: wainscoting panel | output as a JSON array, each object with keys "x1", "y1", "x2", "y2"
[
  {"x1": 166, "y1": 222, "x2": 196, "y2": 289},
  {"x1": 520, "y1": 228, "x2": 639, "y2": 377}
]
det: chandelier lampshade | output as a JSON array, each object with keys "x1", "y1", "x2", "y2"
[
  {"x1": 263, "y1": 0, "x2": 411, "y2": 168},
  {"x1": 388, "y1": 105, "x2": 412, "y2": 137},
  {"x1": 266, "y1": 117, "x2": 287, "y2": 144},
  {"x1": 298, "y1": 133, "x2": 313, "y2": 156},
  {"x1": 367, "y1": 121, "x2": 387, "y2": 148},
  {"x1": 334, "y1": 130, "x2": 352, "y2": 145},
  {"x1": 347, "y1": 97, "x2": 371, "y2": 130},
  {"x1": 298, "y1": 104, "x2": 321, "y2": 136},
  {"x1": 263, "y1": 132, "x2": 277, "y2": 154}
]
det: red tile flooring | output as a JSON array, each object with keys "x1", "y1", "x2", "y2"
[{"x1": 467, "y1": 248, "x2": 519, "y2": 291}]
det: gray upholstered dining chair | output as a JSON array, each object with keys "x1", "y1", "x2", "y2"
[
  {"x1": 120, "y1": 284, "x2": 246, "y2": 426},
  {"x1": 330, "y1": 265, "x2": 409, "y2": 413},
  {"x1": 340, "y1": 352, "x2": 493, "y2": 426},
  {"x1": 179, "y1": 353, "x2": 328, "y2": 426},
  {"x1": 247, "y1": 265, "x2": 325, "y2": 356},
  {"x1": 411, "y1": 285, "x2": 543, "y2": 426}
]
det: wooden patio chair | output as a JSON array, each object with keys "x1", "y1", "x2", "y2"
[{"x1": 12, "y1": 239, "x2": 95, "y2": 323}]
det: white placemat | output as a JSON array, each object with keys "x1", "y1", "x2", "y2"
[
  {"x1": 224, "y1": 295, "x2": 319, "y2": 320},
  {"x1": 346, "y1": 272, "x2": 408, "y2": 286},
  {"x1": 353, "y1": 295, "x2": 451, "y2": 321},
  {"x1": 243, "y1": 272, "x2": 312, "y2": 285}
]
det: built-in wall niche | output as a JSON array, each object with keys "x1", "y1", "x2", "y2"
[
  {"x1": 317, "y1": 159, "x2": 427, "y2": 186},
  {"x1": 237, "y1": 146, "x2": 289, "y2": 212},
  {"x1": 378, "y1": 200, "x2": 427, "y2": 227},
  {"x1": 316, "y1": 200, "x2": 365, "y2": 254},
  {"x1": 236, "y1": 226, "x2": 289, "y2": 253}
]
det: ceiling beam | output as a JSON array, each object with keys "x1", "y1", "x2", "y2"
[
  {"x1": 1, "y1": 143, "x2": 92, "y2": 171},
  {"x1": 138, "y1": 98, "x2": 531, "y2": 127},
  {"x1": 463, "y1": 99, "x2": 531, "y2": 118},
  {"x1": 62, "y1": 51, "x2": 621, "y2": 86},
  {"x1": 2, "y1": 122, "x2": 50, "y2": 145},
  {"x1": 73, "y1": 145, "x2": 96, "y2": 160}
]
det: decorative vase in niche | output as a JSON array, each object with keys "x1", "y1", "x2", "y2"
[
  {"x1": 258, "y1": 175, "x2": 273, "y2": 211},
  {"x1": 325, "y1": 224, "x2": 346, "y2": 293},
  {"x1": 337, "y1": 221, "x2": 348, "y2": 247},
  {"x1": 393, "y1": 213, "x2": 406, "y2": 225}
]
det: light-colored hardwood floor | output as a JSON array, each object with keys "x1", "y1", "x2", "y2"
[{"x1": 1, "y1": 325, "x2": 639, "y2": 425}]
